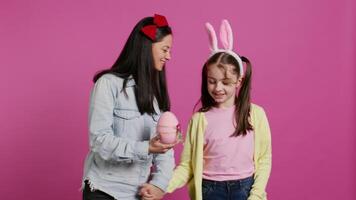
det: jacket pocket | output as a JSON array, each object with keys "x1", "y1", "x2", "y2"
[
  {"x1": 113, "y1": 109, "x2": 141, "y2": 137},
  {"x1": 114, "y1": 109, "x2": 141, "y2": 119}
]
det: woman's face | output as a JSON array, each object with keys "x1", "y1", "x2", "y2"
[{"x1": 152, "y1": 34, "x2": 172, "y2": 71}]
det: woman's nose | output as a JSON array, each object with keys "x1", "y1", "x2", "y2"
[{"x1": 165, "y1": 52, "x2": 171, "y2": 60}]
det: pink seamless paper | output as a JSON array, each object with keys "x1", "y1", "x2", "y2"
[{"x1": 0, "y1": 0, "x2": 355, "y2": 199}]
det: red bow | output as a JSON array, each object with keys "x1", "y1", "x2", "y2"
[{"x1": 141, "y1": 14, "x2": 169, "y2": 41}]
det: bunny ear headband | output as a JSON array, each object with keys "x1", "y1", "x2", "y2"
[{"x1": 205, "y1": 19, "x2": 244, "y2": 77}]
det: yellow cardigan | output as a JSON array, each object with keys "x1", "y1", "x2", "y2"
[{"x1": 167, "y1": 104, "x2": 272, "y2": 200}]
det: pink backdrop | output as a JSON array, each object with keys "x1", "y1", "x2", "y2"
[{"x1": 1, "y1": 0, "x2": 355, "y2": 199}]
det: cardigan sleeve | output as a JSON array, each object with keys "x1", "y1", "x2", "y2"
[
  {"x1": 248, "y1": 107, "x2": 272, "y2": 200},
  {"x1": 166, "y1": 117, "x2": 196, "y2": 193}
]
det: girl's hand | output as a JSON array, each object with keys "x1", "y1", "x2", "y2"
[
  {"x1": 148, "y1": 135, "x2": 177, "y2": 154},
  {"x1": 139, "y1": 183, "x2": 164, "y2": 200}
]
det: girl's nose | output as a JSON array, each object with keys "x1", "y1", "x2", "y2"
[{"x1": 215, "y1": 81, "x2": 223, "y2": 91}]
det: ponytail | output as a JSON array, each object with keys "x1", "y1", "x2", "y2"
[{"x1": 232, "y1": 56, "x2": 253, "y2": 136}]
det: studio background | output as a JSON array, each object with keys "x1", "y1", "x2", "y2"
[{"x1": 1, "y1": 0, "x2": 355, "y2": 199}]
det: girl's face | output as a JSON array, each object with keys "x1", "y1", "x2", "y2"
[
  {"x1": 152, "y1": 34, "x2": 172, "y2": 71},
  {"x1": 207, "y1": 63, "x2": 242, "y2": 108}
]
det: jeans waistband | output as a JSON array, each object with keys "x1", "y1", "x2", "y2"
[{"x1": 202, "y1": 175, "x2": 254, "y2": 185}]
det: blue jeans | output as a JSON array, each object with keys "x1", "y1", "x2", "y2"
[{"x1": 202, "y1": 176, "x2": 254, "y2": 200}]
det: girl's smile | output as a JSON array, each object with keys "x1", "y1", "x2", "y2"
[{"x1": 207, "y1": 63, "x2": 241, "y2": 108}]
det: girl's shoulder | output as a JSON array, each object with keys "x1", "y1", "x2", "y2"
[
  {"x1": 189, "y1": 112, "x2": 208, "y2": 125},
  {"x1": 250, "y1": 103, "x2": 265, "y2": 114},
  {"x1": 250, "y1": 103, "x2": 268, "y2": 124},
  {"x1": 190, "y1": 111, "x2": 204, "y2": 120}
]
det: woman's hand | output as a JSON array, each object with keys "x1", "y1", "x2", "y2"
[{"x1": 148, "y1": 135, "x2": 179, "y2": 154}]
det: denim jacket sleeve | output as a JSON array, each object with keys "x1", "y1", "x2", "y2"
[
  {"x1": 88, "y1": 75, "x2": 149, "y2": 162},
  {"x1": 149, "y1": 149, "x2": 175, "y2": 192}
]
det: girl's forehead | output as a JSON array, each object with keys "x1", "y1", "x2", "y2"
[{"x1": 207, "y1": 63, "x2": 237, "y2": 78}]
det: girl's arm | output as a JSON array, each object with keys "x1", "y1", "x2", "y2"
[
  {"x1": 249, "y1": 108, "x2": 272, "y2": 200},
  {"x1": 166, "y1": 119, "x2": 195, "y2": 193},
  {"x1": 88, "y1": 75, "x2": 149, "y2": 163}
]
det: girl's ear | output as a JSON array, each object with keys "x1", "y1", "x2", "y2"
[
  {"x1": 220, "y1": 19, "x2": 234, "y2": 51},
  {"x1": 205, "y1": 22, "x2": 218, "y2": 52},
  {"x1": 236, "y1": 77, "x2": 243, "y2": 88}
]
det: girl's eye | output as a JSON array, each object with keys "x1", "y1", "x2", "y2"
[
  {"x1": 222, "y1": 81, "x2": 232, "y2": 85},
  {"x1": 208, "y1": 80, "x2": 216, "y2": 84},
  {"x1": 222, "y1": 79, "x2": 236, "y2": 85}
]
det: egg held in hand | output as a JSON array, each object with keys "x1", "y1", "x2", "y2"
[{"x1": 156, "y1": 112, "x2": 180, "y2": 144}]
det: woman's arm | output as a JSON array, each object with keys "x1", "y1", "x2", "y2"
[{"x1": 149, "y1": 148, "x2": 175, "y2": 192}]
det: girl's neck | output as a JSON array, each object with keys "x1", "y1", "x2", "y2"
[
  {"x1": 212, "y1": 104, "x2": 235, "y2": 110},
  {"x1": 214, "y1": 101, "x2": 236, "y2": 109}
]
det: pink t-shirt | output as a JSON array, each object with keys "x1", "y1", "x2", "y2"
[{"x1": 203, "y1": 105, "x2": 255, "y2": 181}]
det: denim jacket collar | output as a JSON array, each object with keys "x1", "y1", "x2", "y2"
[{"x1": 125, "y1": 76, "x2": 135, "y2": 87}]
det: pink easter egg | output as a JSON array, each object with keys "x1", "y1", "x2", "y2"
[
  {"x1": 157, "y1": 112, "x2": 179, "y2": 144},
  {"x1": 157, "y1": 112, "x2": 179, "y2": 127}
]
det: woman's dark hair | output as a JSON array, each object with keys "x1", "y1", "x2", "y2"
[
  {"x1": 93, "y1": 16, "x2": 172, "y2": 115},
  {"x1": 198, "y1": 52, "x2": 253, "y2": 137}
]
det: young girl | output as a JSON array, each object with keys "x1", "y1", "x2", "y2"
[
  {"x1": 81, "y1": 14, "x2": 177, "y2": 200},
  {"x1": 166, "y1": 20, "x2": 272, "y2": 200}
]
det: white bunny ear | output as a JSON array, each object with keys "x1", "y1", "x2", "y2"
[
  {"x1": 220, "y1": 19, "x2": 233, "y2": 50},
  {"x1": 205, "y1": 22, "x2": 218, "y2": 52}
]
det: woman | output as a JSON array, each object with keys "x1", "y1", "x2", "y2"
[{"x1": 82, "y1": 14, "x2": 176, "y2": 200}]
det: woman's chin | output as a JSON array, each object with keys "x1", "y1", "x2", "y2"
[{"x1": 154, "y1": 65, "x2": 164, "y2": 71}]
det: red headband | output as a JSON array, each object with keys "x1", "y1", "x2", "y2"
[{"x1": 141, "y1": 14, "x2": 169, "y2": 41}]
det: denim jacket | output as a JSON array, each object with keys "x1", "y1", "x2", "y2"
[{"x1": 82, "y1": 74, "x2": 175, "y2": 199}]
